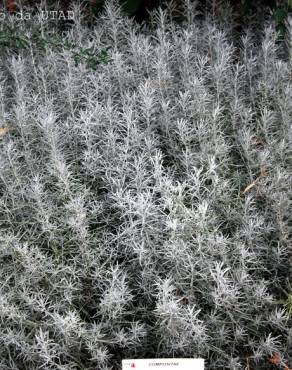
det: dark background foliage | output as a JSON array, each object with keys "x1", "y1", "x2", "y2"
[
  {"x1": 3, "y1": 0, "x2": 292, "y2": 22},
  {"x1": 2, "y1": 0, "x2": 292, "y2": 38}
]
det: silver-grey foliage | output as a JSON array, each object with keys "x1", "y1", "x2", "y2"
[{"x1": 0, "y1": 1, "x2": 291, "y2": 369}]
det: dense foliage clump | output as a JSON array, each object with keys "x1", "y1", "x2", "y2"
[{"x1": 0, "y1": 2, "x2": 291, "y2": 369}]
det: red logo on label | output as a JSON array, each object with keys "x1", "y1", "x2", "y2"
[{"x1": 131, "y1": 363, "x2": 136, "y2": 368}]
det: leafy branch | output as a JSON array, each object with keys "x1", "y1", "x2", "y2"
[{"x1": 0, "y1": 25, "x2": 112, "y2": 69}]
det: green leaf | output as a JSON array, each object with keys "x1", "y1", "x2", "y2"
[
  {"x1": 121, "y1": 0, "x2": 143, "y2": 15},
  {"x1": 272, "y1": 7, "x2": 288, "y2": 24}
]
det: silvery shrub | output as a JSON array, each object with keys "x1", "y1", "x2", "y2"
[{"x1": 0, "y1": 1, "x2": 291, "y2": 369}]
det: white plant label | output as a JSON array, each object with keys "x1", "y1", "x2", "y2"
[{"x1": 122, "y1": 358, "x2": 204, "y2": 370}]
